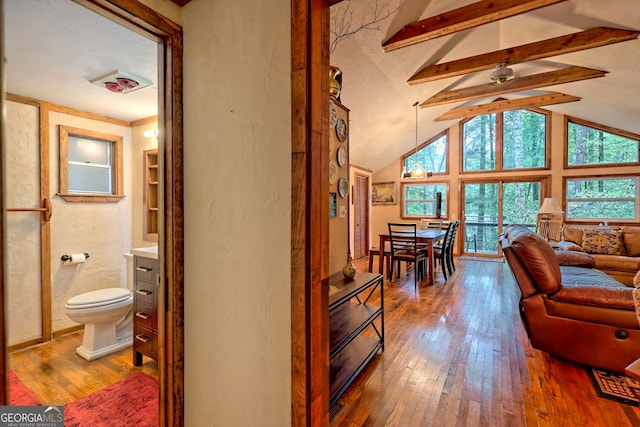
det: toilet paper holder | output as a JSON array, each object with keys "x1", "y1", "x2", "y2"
[{"x1": 61, "y1": 253, "x2": 90, "y2": 261}]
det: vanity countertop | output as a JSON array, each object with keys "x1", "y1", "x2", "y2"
[{"x1": 131, "y1": 246, "x2": 158, "y2": 259}]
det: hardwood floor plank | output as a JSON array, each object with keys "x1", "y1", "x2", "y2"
[
  {"x1": 9, "y1": 331, "x2": 158, "y2": 406},
  {"x1": 331, "y1": 257, "x2": 640, "y2": 426}
]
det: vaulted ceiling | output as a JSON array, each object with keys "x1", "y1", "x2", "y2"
[{"x1": 330, "y1": 0, "x2": 640, "y2": 172}]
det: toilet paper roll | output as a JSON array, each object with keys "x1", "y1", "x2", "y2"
[{"x1": 70, "y1": 253, "x2": 87, "y2": 264}]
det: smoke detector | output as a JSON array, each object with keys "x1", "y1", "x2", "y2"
[
  {"x1": 89, "y1": 70, "x2": 152, "y2": 94},
  {"x1": 491, "y1": 63, "x2": 516, "y2": 84}
]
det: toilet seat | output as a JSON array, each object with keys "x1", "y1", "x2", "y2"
[{"x1": 65, "y1": 288, "x2": 131, "y2": 310}]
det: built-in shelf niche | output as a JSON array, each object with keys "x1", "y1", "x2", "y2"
[{"x1": 143, "y1": 148, "x2": 158, "y2": 242}]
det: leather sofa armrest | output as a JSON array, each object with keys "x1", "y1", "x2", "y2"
[
  {"x1": 558, "y1": 241, "x2": 585, "y2": 252},
  {"x1": 556, "y1": 251, "x2": 595, "y2": 268}
]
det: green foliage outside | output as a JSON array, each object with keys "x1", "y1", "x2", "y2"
[
  {"x1": 566, "y1": 177, "x2": 637, "y2": 219},
  {"x1": 404, "y1": 134, "x2": 447, "y2": 174},
  {"x1": 463, "y1": 181, "x2": 540, "y2": 253},
  {"x1": 503, "y1": 110, "x2": 546, "y2": 169},
  {"x1": 567, "y1": 122, "x2": 639, "y2": 166},
  {"x1": 404, "y1": 184, "x2": 446, "y2": 217}
]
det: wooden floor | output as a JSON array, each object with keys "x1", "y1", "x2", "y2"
[
  {"x1": 332, "y1": 256, "x2": 640, "y2": 426},
  {"x1": 9, "y1": 332, "x2": 158, "y2": 406},
  {"x1": 7, "y1": 257, "x2": 640, "y2": 426}
]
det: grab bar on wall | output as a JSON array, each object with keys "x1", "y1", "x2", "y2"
[{"x1": 6, "y1": 198, "x2": 52, "y2": 221}]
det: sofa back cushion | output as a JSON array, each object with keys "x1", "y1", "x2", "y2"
[
  {"x1": 503, "y1": 225, "x2": 562, "y2": 293},
  {"x1": 562, "y1": 226, "x2": 583, "y2": 246},
  {"x1": 623, "y1": 227, "x2": 640, "y2": 257},
  {"x1": 582, "y1": 228, "x2": 625, "y2": 255}
]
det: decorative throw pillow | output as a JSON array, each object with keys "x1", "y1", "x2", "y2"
[{"x1": 581, "y1": 228, "x2": 624, "y2": 255}]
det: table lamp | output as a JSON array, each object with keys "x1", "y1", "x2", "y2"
[{"x1": 537, "y1": 197, "x2": 564, "y2": 241}]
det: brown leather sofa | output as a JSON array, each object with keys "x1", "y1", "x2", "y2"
[
  {"x1": 500, "y1": 224, "x2": 640, "y2": 374},
  {"x1": 559, "y1": 225, "x2": 640, "y2": 285}
]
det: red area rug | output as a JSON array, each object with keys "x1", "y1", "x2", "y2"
[
  {"x1": 587, "y1": 368, "x2": 640, "y2": 406},
  {"x1": 9, "y1": 370, "x2": 42, "y2": 406},
  {"x1": 64, "y1": 372, "x2": 158, "y2": 427}
]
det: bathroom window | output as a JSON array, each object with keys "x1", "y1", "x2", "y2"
[{"x1": 58, "y1": 126, "x2": 124, "y2": 202}]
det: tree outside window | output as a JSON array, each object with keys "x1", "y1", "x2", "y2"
[
  {"x1": 565, "y1": 176, "x2": 638, "y2": 221},
  {"x1": 567, "y1": 119, "x2": 640, "y2": 167},
  {"x1": 402, "y1": 132, "x2": 447, "y2": 175},
  {"x1": 402, "y1": 183, "x2": 447, "y2": 218},
  {"x1": 462, "y1": 109, "x2": 548, "y2": 172}
]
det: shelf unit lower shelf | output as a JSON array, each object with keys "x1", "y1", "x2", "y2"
[{"x1": 329, "y1": 271, "x2": 384, "y2": 406}]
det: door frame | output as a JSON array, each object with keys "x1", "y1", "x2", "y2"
[
  {"x1": 0, "y1": 1, "x2": 184, "y2": 426},
  {"x1": 459, "y1": 175, "x2": 550, "y2": 257}
]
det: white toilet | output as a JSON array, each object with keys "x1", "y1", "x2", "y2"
[{"x1": 64, "y1": 253, "x2": 135, "y2": 360}]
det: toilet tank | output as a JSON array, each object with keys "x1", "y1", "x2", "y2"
[{"x1": 123, "y1": 253, "x2": 134, "y2": 290}]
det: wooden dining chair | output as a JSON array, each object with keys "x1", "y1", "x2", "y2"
[
  {"x1": 431, "y1": 220, "x2": 459, "y2": 281},
  {"x1": 388, "y1": 223, "x2": 427, "y2": 290},
  {"x1": 368, "y1": 242, "x2": 391, "y2": 279}
]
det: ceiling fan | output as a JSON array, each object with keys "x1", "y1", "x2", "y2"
[{"x1": 491, "y1": 63, "x2": 517, "y2": 84}]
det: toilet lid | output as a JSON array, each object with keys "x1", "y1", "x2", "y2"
[{"x1": 66, "y1": 288, "x2": 131, "y2": 309}]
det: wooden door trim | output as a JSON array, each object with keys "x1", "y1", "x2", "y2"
[
  {"x1": 40, "y1": 103, "x2": 52, "y2": 342},
  {"x1": 291, "y1": 0, "x2": 331, "y2": 425},
  {"x1": 354, "y1": 172, "x2": 370, "y2": 259}
]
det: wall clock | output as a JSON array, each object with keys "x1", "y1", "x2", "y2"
[
  {"x1": 335, "y1": 118, "x2": 347, "y2": 142},
  {"x1": 338, "y1": 177, "x2": 349, "y2": 198}
]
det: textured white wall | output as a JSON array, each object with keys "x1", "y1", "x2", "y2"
[
  {"x1": 181, "y1": 0, "x2": 292, "y2": 425},
  {"x1": 48, "y1": 112, "x2": 132, "y2": 331}
]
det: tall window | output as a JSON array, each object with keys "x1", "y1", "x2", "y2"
[
  {"x1": 503, "y1": 110, "x2": 546, "y2": 169},
  {"x1": 402, "y1": 132, "x2": 447, "y2": 175},
  {"x1": 462, "y1": 109, "x2": 547, "y2": 172},
  {"x1": 566, "y1": 118, "x2": 640, "y2": 167},
  {"x1": 565, "y1": 176, "x2": 639, "y2": 221},
  {"x1": 401, "y1": 183, "x2": 447, "y2": 218},
  {"x1": 463, "y1": 114, "x2": 496, "y2": 171}
]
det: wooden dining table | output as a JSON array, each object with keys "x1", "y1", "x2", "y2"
[{"x1": 378, "y1": 228, "x2": 447, "y2": 287}]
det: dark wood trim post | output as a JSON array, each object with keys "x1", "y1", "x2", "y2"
[{"x1": 291, "y1": 0, "x2": 331, "y2": 425}]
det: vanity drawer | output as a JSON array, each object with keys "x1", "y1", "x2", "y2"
[
  {"x1": 134, "y1": 324, "x2": 157, "y2": 361},
  {"x1": 134, "y1": 302, "x2": 156, "y2": 328},
  {"x1": 134, "y1": 285, "x2": 154, "y2": 306},
  {"x1": 135, "y1": 257, "x2": 156, "y2": 282}
]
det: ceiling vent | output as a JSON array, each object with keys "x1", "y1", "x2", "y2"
[
  {"x1": 491, "y1": 63, "x2": 517, "y2": 84},
  {"x1": 89, "y1": 70, "x2": 152, "y2": 94}
]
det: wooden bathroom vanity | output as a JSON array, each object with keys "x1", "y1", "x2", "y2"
[{"x1": 131, "y1": 247, "x2": 159, "y2": 365}]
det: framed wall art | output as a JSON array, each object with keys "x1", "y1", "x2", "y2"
[{"x1": 372, "y1": 181, "x2": 396, "y2": 205}]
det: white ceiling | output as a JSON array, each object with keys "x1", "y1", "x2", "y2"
[
  {"x1": 330, "y1": 0, "x2": 640, "y2": 171},
  {"x1": 3, "y1": 1, "x2": 640, "y2": 173},
  {"x1": 3, "y1": 0, "x2": 158, "y2": 123}
]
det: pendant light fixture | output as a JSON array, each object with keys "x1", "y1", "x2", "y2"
[{"x1": 402, "y1": 101, "x2": 432, "y2": 179}]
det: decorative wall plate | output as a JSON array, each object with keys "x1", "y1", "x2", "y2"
[
  {"x1": 329, "y1": 160, "x2": 339, "y2": 185},
  {"x1": 338, "y1": 177, "x2": 349, "y2": 198},
  {"x1": 337, "y1": 146, "x2": 347, "y2": 167},
  {"x1": 335, "y1": 118, "x2": 347, "y2": 142},
  {"x1": 329, "y1": 100, "x2": 338, "y2": 127},
  {"x1": 329, "y1": 138, "x2": 335, "y2": 156}
]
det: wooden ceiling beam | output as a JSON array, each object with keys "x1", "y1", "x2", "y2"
[
  {"x1": 421, "y1": 66, "x2": 606, "y2": 107},
  {"x1": 408, "y1": 27, "x2": 639, "y2": 85},
  {"x1": 435, "y1": 93, "x2": 581, "y2": 121},
  {"x1": 383, "y1": 0, "x2": 567, "y2": 52}
]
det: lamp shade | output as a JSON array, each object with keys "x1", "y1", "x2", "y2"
[{"x1": 538, "y1": 197, "x2": 563, "y2": 214}]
